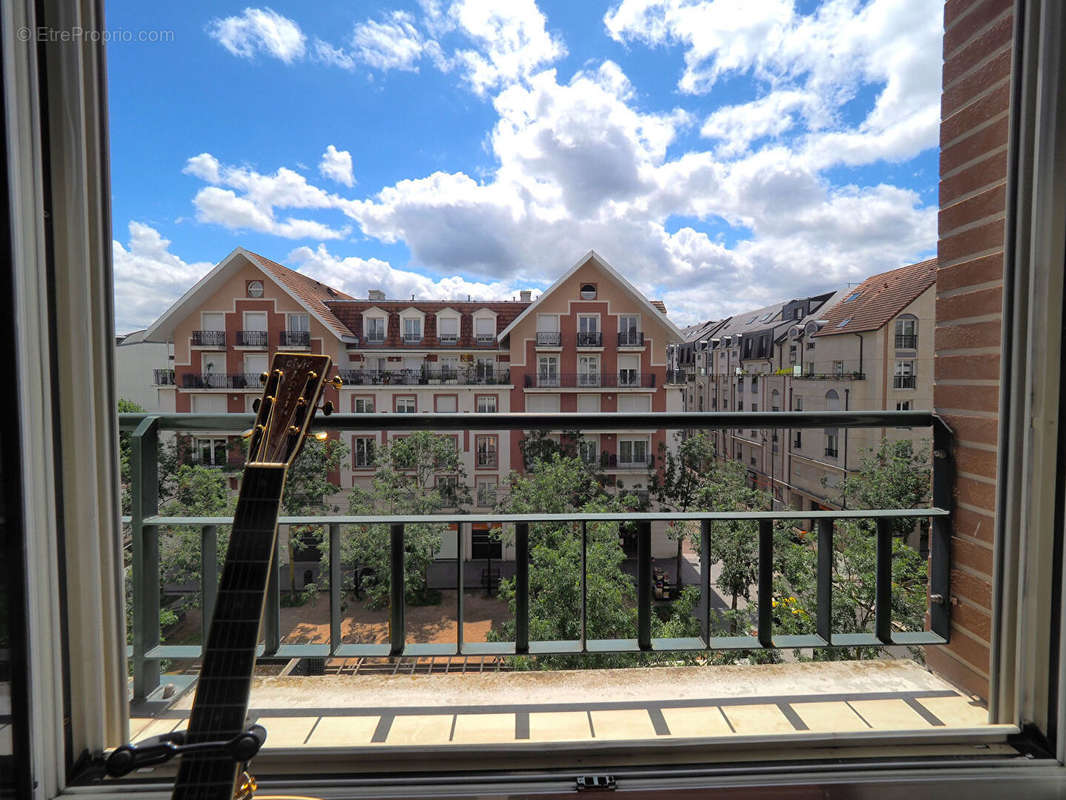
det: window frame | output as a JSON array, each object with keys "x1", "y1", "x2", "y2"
[
  {"x1": 352, "y1": 436, "x2": 376, "y2": 469},
  {"x1": 475, "y1": 394, "x2": 498, "y2": 413},
  {"x1": 393, "y1": 394, "x2": 417, "y2": 413}
]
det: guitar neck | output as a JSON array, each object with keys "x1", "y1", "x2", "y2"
[{"x1": 171, "y1": 464, "x2": 287, "y2": 800}]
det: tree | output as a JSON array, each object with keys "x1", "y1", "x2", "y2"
[
  {"x1": 343, "y1": 432, "x2": 471, "y2": 608},
  {"x1": 774, "y1": 438, "x2": 932, "y2": 660}
]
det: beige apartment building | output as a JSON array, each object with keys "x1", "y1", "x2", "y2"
[
  {"x1": 668, "y1": 258, "x2": 936, "y2": 514},
  {"x1": 138, "y1": 247, "x2": 685, "y2": 565}
]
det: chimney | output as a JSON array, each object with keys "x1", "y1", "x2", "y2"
[
  {"x1": 520, "y1": 290, "x2": 532, "y2": 303},
  {"x1": 368, "y1": 289, "x2": 385, "y2": 301}
]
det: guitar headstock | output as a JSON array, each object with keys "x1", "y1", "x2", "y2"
[{"x1": 247, "y1": 352, "x2": 337, "y2": 466}]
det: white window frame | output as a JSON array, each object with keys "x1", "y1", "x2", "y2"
[
  {"x1": 395, "y1": 395, "x2": 417, "y2": 413},
  {"x1": 476, "y1": 394, "x2": 498, "y2": 413},
  {"x1": 364, "y1": 311, "x2": 387, "y2": 343},
  {"x1": 436, "y1": 308, "x2": 460, "y2": 342},
  {"x1": 536, "y1": 313, "x2": 560, "y2": 332},
  {"x1": 578, "y1": 354, "x2": 600, "y2": 386},
  {"x1": 618, "y1": 437, "x2": 649, "y2": 467},
  {"x1": 286, "y1": 311, "x2": 309, "y2": 332},
  {"x1": 579, "y1": 436, "x2": 600, "y2": 466},
  {"x1": 353, "y1": 396, "x2": 375, "y2": 413},
  {"x1": 196, "y1": 437, "x2": 228, "y2": 467},
  {"x1": 353, "y1": 436, "x2": 376, "y2": 468},
  {"x1": 538, "y1": 355, "x2": 559, "y2": 387}
]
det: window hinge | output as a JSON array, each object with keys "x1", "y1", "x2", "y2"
[{"x1": 576, "y1": 775, "x2": 616, "y2": 792}]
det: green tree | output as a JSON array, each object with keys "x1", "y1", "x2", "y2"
[
  {"x1": 774, "y1": 438, "x2": 932, "y2": 660},
  {"x1": 343, "y1": 432, "x2": 471, "y2": 608},
  {"x1": 650, "y1": 432, "x2": 716, "y2": 590}
]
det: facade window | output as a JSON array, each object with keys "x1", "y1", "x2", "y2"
[
  {"x1": 795, "y1": 396, "x2": 803, "y2": 411},
  {"x1": 475, "y1": 435, "x2": 499, "y2": 469},
  {"x1": 353, "y1": 396, "x2": 375, "y2": 413},
  {"x1": 897, "y1": 400, "x2": 912, "y2": 411},
  {"x1": 577, "y1": 314, "x2": 601, "y2": 346},
  {"x1": 825, "y1": 430, "x2": 839, "y2": 458},
  {"x1": 435, "y1": 394, "x2": 458, "y2": 413},
  {"x1": 806, "y1": 341, "x2": 816, "y2": 350},
  {"x1": 619, "y1": 354, "x2": 639, "y2": 386},
  {"x1": 471, "y1": 526, "x2": 503, "y2": 559},
  {"x1": 751, "y1": 375, "x2": 758, "y2": 390},
  {"x1": 794, "y1": 430, "x2": 802, "y2": 448},
  {"x1": 365, "y1": 316, "x2": 386, "y2": 342},
  {"x1": 751, "y1": 454, "x2": 758, "y2": 466},
  {"x1": 476, "y1": 395, "x2": 498, "y2": 413},
  {"x1": 476, "y1": 480, "x2": 498, "y2": 508},
  {"x1": 833, "y1": 360, "x2": 844, "y2": 376},
  {"x1": 438, "y1": 315, "x2": 459, "y2": 344},
  {"x1": 436, "y1": 475, "x2": 459, "y2": 502},
  {"x1": 353, "y1": 437, "x2": 375, "y2": 468},
  {"x1": 789, "y1": 344, "x2": 797, "y2": 364},
  {"x1": 619, "y1": 438, "x2": 648, "y2": 466},
  {"x1": 771, "y1": 389, "x2": 780, "y2": 411},
  {"x1": 738, "y1": 379, "x2": 744, "y2": 393},
  {"x1": 618, "y1": 314, "x2": 641, "y2": 346},
  {"x1": 578, "y1": 354, "x2": 600, "y2": 386},
  {"x1": 895, "y1": 316, "x2": 918, "y2": 349},
  {"x1": 197, "y1": 438, "x2": 227, "y2": 467},
  {"x1": 825, "y1": 389, "x2": 840, "y2": 411},
  {"x1": 395, "y1": 395, "x2": 417, "y2": 413},
  {"x1": 579, "y1": 437, "x2": 599, "y2": 466},
  {"x1": 474, "y1": 315, "x2": 496, "y2": 344},
  {"x1": 894, "y1": 359, "x2": 916, "y2": 389},
  {"x1": 403, "y1": 317, "x2": 422, "y2": 342},
  {"x1": 538, "y1": 355, "x2": 559, "y2": 387}
]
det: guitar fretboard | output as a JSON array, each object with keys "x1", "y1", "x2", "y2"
[{"x1": 172, "y1": 465, "x2": 287, "y2": 800}]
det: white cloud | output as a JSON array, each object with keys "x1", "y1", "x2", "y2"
[
  {"x1": 207, "y1": 7, "x2": 306, "y2": 64},
  {"x1": 319, "y1": 145, "x2": 355, "y2": 187},
  {"x1": 352, "y1": 11, "x2": 425, "y2": 72},
  {"x1": 183, "y1": 152, "x2": 221, "y2": 183},
  {"x1": 112, "y1": 222, "x2": 214, "y2": 333},
  {"x1": 312, "y1": 39, "x2": 356, "y2": 70}
]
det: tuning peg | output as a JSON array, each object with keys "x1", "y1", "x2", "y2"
[
  {"x1": 260, "y1": 372, "x2": 269, "y2": 384},
  {"x1": 252, "y1": 398, "x2": 261, "y2": 413},
  {"x1": 329, "y1": 376, "x2": 343, "y2": 390},
  {"x1": 321, "y1": 401, "x2": 334, "y2": 417}
]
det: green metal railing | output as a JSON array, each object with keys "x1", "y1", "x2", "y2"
[{"x1": 120, "y1": 411, "x2": 953, "y2": 701}]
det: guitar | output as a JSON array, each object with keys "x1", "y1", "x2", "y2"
[{"x1": 169, "y1": 352, "x2": 334, "y2": 800}]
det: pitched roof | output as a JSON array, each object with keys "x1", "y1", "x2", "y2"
[
  {"x1": 680, "y1": 319, "x2": 727, "y2": 343},
  {"x1": 814, "y1": 258, "x2": 937, "y2": 336},
  {"x1": 650, "y1": 300, "x2": 667, "y2": 314},
  {"x1": 143, "y1": 248, "x2": 354, "y2": 342},
  {"x1": 497, "y1": 250, "x2": 684, "y2": 341},
  {"x1": 241, "y1": 250, "x2": 354, "y2": 339}
]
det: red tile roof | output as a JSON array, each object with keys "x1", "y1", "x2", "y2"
[
  {"x1": 814, "y1": 258, "x2": 937, "y2": 336},
  {"x1": 325, "y1": 300, "x2": 529, "y2": 347},
  {"x1": 242, "y1": 251, "x2": 354, "y2": 338},
  {"x1": 650, "y1": 300, "x2": 667, "y2": 314}
]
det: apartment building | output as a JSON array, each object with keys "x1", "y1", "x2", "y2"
[
  {"x1": 668, "y1": 258, "x2": 936, "y2": 513},
  {"x1": 139, "y1": 247, "x2": 684, "y2": 559}
]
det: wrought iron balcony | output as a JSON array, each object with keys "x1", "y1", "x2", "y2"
[
  {"x1": 364, "y1": 332, "x2": 386, "y2": 345},
  {"x1": 525, "y1": 372, "x2": 657, "y2": 389},
  {"x1": 402, "y1": 333, "x2": 423, "y2": 344},
  {"x1": 339, "y1": 367, "x2": 511, "y2": 386},
  {"x1": 438, "y1": 334, "x2": 459, "y2": 346},
  {"x1": 191, "y1": 330, "x2": 225, "y2": 347},
  {"x1": 894, "y1": 375, "x2": 917, "y2": 389},
  {"x1": 153, "y1": 368, "x2": 175, "y2": 386},
  {"x1": 118, "y1": 409, "x2": 953, "y2": 702},
  {"x1": 279, "y1": 330, "x2": 310, "y2": 347},
  {"x1": 181, "y1": 373, "x2": 262, "y2": 389},
  {"x1": 577, "y1": 331, "x2": 602, "y2": 347},
  {"x1": 618, "y1": 331, "x2": 644, "y2": 347},
  {"x1": 665, "y1": 369, "x2": 686, "y2": 384},
  {"x1": 475, "y1": 333, "x2": 496, "y2": 346},
  {"x1": 236, "y1": 330, "x2": 268, "y2": 347},
  {"x1": 895, "y1": 334, "x2": 918, "y2": 349},
  {"x1": 536, "y1": 331, "x2": 561, "y2": 346}
]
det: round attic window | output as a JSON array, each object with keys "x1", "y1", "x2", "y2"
[
  {"x1": 580, "y1": 283, "x2": 596, "y2": 299},
  {"x1": 247, "y1": 280, "x2": 264, "y2": 298}
]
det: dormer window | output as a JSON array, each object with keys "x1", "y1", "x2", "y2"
[
  {"x1": 246, "y1": 279, "x2": 264, "y2": 298},
  {"x1": 580, "y1": 283, "x2": 597, "y2": 300}
]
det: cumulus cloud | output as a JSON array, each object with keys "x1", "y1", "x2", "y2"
[
  {"x1": 352, "y1": 11, "x2": 426, "y2": 72},
  {"x1": 112, "y1": 222, "x2": 214, "y2": 333},
  {"x1": 207, "y1": 7, "x2": 306, "y2": 63},
  {"x1": 319, "y1": 145, "x2": 355, "y2": 187}
]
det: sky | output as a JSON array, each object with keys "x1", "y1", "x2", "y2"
[{"x1": 107, "y1": 0, "x2": 943, "y2": 334}]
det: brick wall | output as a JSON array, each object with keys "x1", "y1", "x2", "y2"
[{"x1": 929, "y1": 0, "x2": 1014, "y2": 700}]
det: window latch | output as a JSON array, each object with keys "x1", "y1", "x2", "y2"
[{"x1": 576, "y1": 775, "x2": 616, "y2": 792}]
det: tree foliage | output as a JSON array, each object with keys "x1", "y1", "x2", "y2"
[{"x1": 343, "y1": 432, "x2": 471, "y2": 608}]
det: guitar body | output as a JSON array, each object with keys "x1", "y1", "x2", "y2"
[{"x1": 170, "y1": 354, "x2": 334, "y2": 800}]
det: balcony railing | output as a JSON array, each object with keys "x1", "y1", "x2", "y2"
[
  {"x1": 577, "y1": 331, "x2": 602, "y2": 347},
  {"x1": 475, "y1": 333, "x2": 496, "y2": 346},
  {"x1": 536, "y1": 331, "x2": 561, "y2": 346},
  {"x1": 153, "y1": 368, "x2": 175, "y2": 386},
  {"x1": 894, "y1": 375, "x2": 917, "y2": 389},
  {"x1": 364, "y1": 332, "x2": 386, "y2": 345},
  {"x1": 618, "y1": 331, "x2": 644, "y2": 347},
  {"x1": 665, "y1": 369, "x2": 685, "y2": 384},
  {"x1": 895, "y1": 334, "x2": 918, "y2": 349},
  {"x1": 339, "y1": 367, "x2": 512, "y2": 386},
  {"x1": 191, "y1": 330, "x2": 225, "y2": 347},
  {"x1": 279, "y1": 330, "x2": 310, "y2": 347},
  {"x1": 402, "y1": 333, "x2": 423, "y2": 344},
  {"x1": 438, "y1": 334, "x2": 459, "y2": 346},
  {"x1": 236, "y1": 330, "x2": 268, "y2": 347},
  {"x1": 182, "y1": 373, "x2": 262, "y2": 389},
  {"x1": 119, "y1": 409, "x2": 952, "y2": 701},
  {"x1": 525, "y1": 372, "x2": 657, "y2": 389}
]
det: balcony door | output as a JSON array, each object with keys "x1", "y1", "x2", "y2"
[
  {"x1": 201, "y1": 311, "x2": 225, "y2": 332},
  {"x1": 244, "y1": 311, "x2": 267, "y2": 331},
  {"x1": 244, "y1": 353, "x2": 268, "y2": 382}
]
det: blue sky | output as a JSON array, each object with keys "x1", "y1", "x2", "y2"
[{"x1": 107, "y1": 0, "x2": 943, "y2": 333}]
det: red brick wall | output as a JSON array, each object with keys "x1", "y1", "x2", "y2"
[{"x1": 929, "y1": 0, "x2": 1014, "y2": 701}]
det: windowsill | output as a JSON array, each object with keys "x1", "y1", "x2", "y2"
[{"x1": 121, "y1": 660, "x2": 1007, "y2": 782}]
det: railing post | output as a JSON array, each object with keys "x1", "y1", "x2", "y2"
[
  {"x1": 329, "y1": 524, "x2": 341, "y2": 655},
  {"x1": 816, "y1": 518, "x2": 833, "y2": 644},
  {"x1": 201, "y1": 525, "x2": 218, "y2": 634},
  {"x1": 758, "y1": 520, "x2": 773, "y2": 648},
  {"x1": 264, "y1": 539, "x2": 280, "y2": 655},
  {"x1": 700, "y1": 520, "x2": 712, "y2": 645},
  {"x1": 390, "y1": 523, "x2": 405, "y2": 656},
  {"x1": 931, "y1": 419, "x2": 953, "y2": 640},
  {"x1": 876, "y1": 517, "x2": 893, "y2": 644},
  {"x1": 515, "y1": 523, "x2": 529, "y2": 654},
  {"x1": 131, "y1": 415, "x2": 160, "y2": 701},
  {"x1": 638, "y1": 521, "x2": 652, "y2": 651}
]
